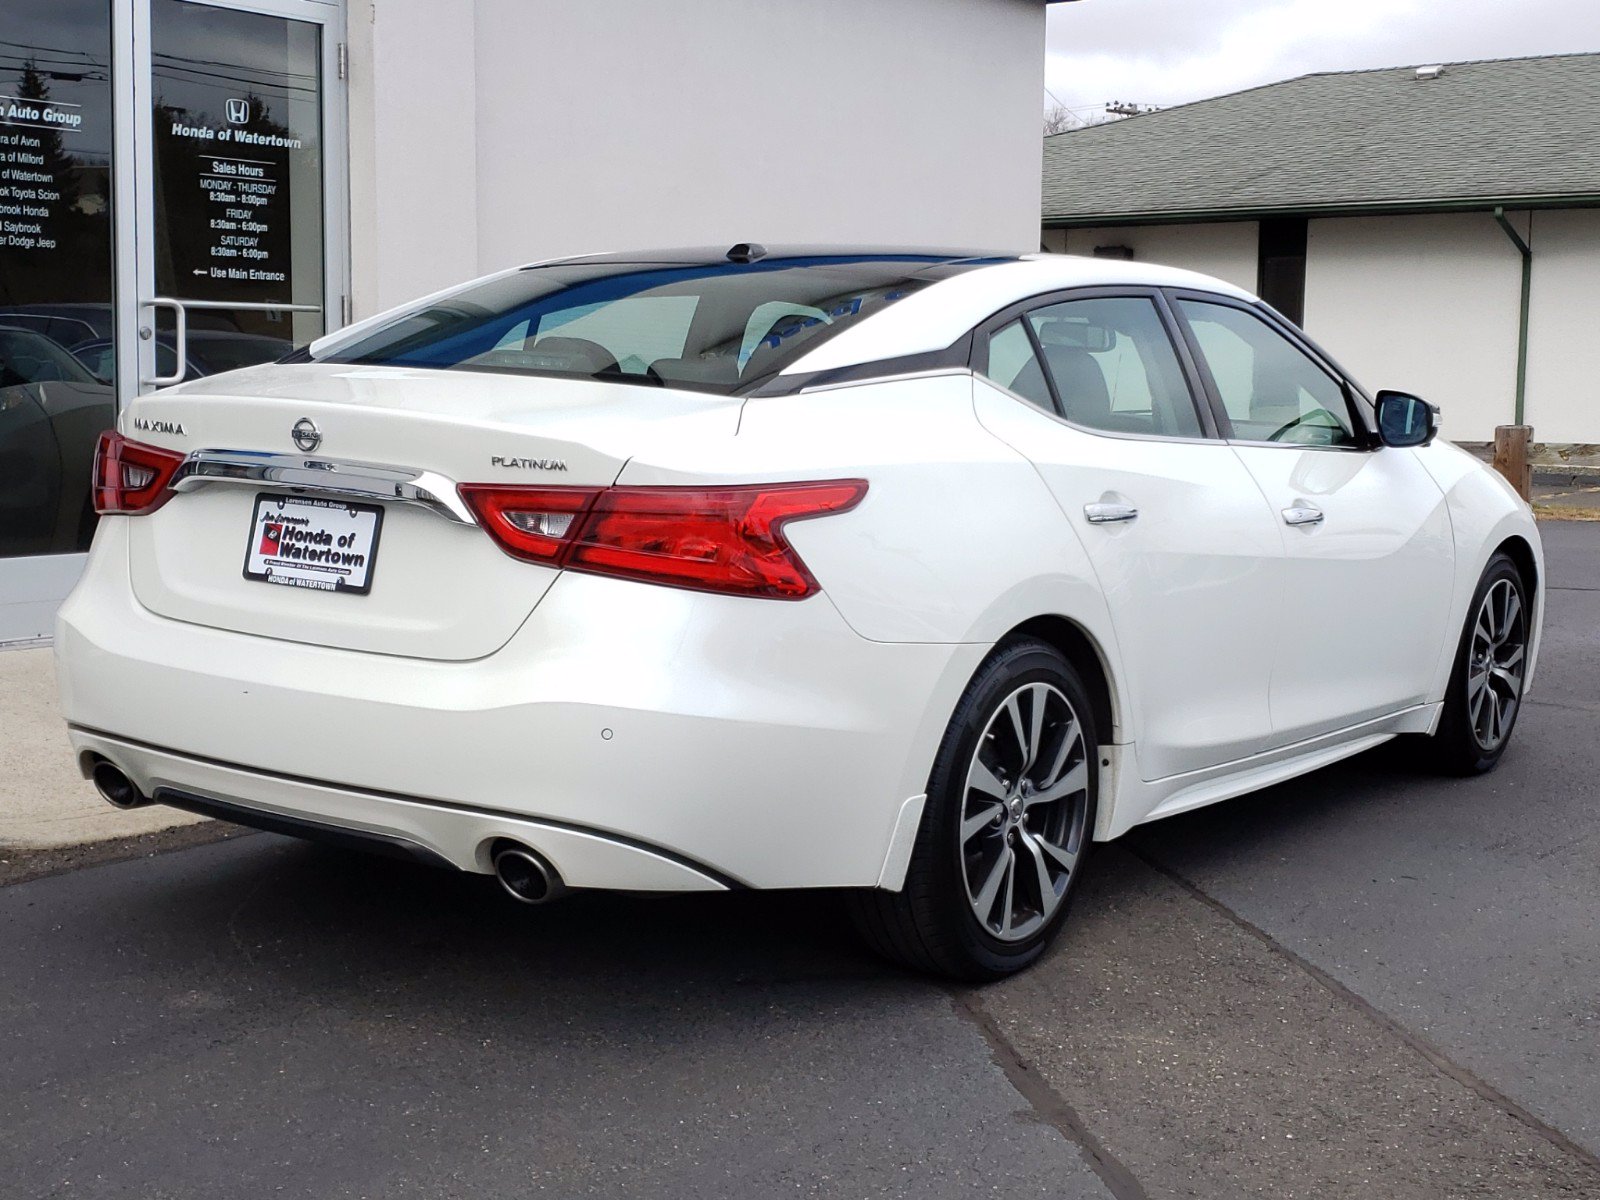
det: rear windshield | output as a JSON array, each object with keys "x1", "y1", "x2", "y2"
[{"x1": 315, "y1": 255, "x2": 982, "y2": 394}]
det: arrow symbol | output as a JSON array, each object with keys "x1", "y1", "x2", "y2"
[{"x1": 192, "y1": 268, "x2": 207, "y2": 276}]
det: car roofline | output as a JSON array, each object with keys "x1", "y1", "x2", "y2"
[{"x1": 526, "y1": 245, "x2": 1024, "y2": 269}]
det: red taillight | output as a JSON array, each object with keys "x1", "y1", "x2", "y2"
[
  {"x1": 456, "y1": 486, "x2": 602, "y2": 564},
  {"x1": 459, "y1": 480, "x2": 867, "y2": 599},
  {"x1": 92, "y1": 431, "x2": 186, "y2": 515}
]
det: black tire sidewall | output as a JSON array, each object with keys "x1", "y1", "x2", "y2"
[
  {"x1": 1438, "y1": 554, "x2": 1527, "y2": 774},
  {"x1": 917, "y1": 639, "x2": 1099, "y2": 979}
]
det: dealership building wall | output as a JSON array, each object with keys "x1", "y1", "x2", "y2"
[
  {"x1": 1043, "y1": 210, "x2": 1600, "y2": 444},
  {"x1": 350, "y1": 0, "x2": 1049, "y2": 318}
]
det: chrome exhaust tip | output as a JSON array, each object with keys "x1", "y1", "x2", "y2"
[
  {"x1": 492, "y1": 846, "x2": 567, "y2": 905},
  {"x1": 92, "y1": 761, "x2": 151, "y2": 810}
]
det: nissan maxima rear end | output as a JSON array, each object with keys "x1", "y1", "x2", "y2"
[{"x1": 57, "y1": 247, "x2": 1541, "y2": 979}]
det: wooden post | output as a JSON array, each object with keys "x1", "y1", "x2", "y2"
[{"x1": 1492, "y1": 425, "x2": 1533, "y2": 502}]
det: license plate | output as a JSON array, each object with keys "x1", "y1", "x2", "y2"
[{"x1": 243, "y1": 493, "x2": 384, "y2": 595}]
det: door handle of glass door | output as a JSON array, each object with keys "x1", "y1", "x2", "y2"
[
  {"x1": 139, "y1": 298, "x2": 188, "y2": 386},
  {"x1": 1084, "y1": 502, "x2": 1139, "y2": 524},
  {"x1": 141, "y1": 297, "x2": 323, "y2": 389},
  {"x1": 1282, "y1": 505, "x2": 1325, "y2": 526}
]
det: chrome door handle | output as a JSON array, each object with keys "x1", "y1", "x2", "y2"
[
  {"x1": 1282, "y1": 505, "x2": 1325, "y2": 527},
  {"x1": 1084, "y1": 502, "x2": 1139, "y2": 524}
]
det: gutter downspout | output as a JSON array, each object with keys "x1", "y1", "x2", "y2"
[{"x1": 1492, "y1": 207, "x2": 1532, "y2": 426}]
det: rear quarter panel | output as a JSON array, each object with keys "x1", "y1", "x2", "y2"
[
  {"x1": 616, "y1": 372, "x2": 1133, "y2": 837},
  {"x1": 615, "y1": 372, "x2": 1131, "y2": 739}
]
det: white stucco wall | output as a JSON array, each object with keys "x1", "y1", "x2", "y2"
[
  {"x1": 1524, "y1": 208, "x2": 1600, "y2": 446},
  {"x1": 1303, "y1": 213, "x2": 1525, "y2": 442},
  {"x1": 1043, "y1": 222, "x2": 1260, "y2": 292},
  {"x1": 347, "y1": 0, "x2": 480, "y2": 315},
  {"x1": 349, "y1": 0, "x2": 1045, "y2": 315}
]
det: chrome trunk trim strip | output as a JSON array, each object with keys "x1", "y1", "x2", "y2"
[{"x1": 170, "y1": 449, "x2": 476, "y2": 525}]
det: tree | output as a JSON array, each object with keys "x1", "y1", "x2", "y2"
[
  {"x1": 13, "y1": 59, "x2": 80, "y2": 212},
  {"x1": 1043, "y1": 103, "x2": 1080, "y2": 135}
]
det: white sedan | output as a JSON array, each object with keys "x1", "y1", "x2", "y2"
[{"x1": 58, "y1": 247, "x2": 1542, "y2": 979}]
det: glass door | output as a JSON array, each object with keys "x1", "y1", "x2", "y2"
[
  {"x1": 0, "y1": 0, "x2": 345, "y2": 643},
  {"x1": 131, "y1": 0, "x2": 345, "y2": 393}
]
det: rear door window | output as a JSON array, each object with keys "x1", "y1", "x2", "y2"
[
  {"x1": 980, "y1": 319, "x2": 1054, "y2": 412},
  {"x1": 1024, "y1": 297, "x2": 1205, "y2": 438}
]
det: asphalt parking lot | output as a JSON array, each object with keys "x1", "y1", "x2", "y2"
[{"x1": 3, "y1": 521, "x2": 1596, "y2": 1199}]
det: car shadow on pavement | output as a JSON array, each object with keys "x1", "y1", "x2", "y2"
[
  {"x1": 56, "y1": 731, "x2": 1435, "y2": 1003},
  {"x1": 135, "y1": 833, "x2": 955, "y2": 1024},
  {"x1": 17, "y1": 719, "x2": 1506, "y2": 1034},
  {"x1": 54, "y1": 727, "x2": 1464, "y2": 990}
]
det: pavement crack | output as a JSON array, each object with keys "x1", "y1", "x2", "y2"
[
  {"x1": 948, "y1": 986, "x2": 1153, "y2": 1200},
  {"x1": 1126, "y1": 844, "x2": 1600, "y2": 1178}
]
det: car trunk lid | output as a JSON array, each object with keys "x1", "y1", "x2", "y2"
[{"x1": 122, "y1": 363, "x2": 739, "y2": 660}]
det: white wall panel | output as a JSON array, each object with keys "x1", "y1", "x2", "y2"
[
  {"x1": 348, "y1": 0, "x2": 1045, "y2": 314},
  {"x1": 1050, "y1": 222, "x2": 1260, "y2": 292},
  {"x1": 1524, "y1": 209, "x2": 1600, "y2": 445},
  {"x1": 347, "y1": 0, "x2": 479, "y2": 317},
  {"x1": 470, "y1": 0, "x2": 1044, "y2": 273},
  {"x1": 1304, "y1": 214, "x2": 1522, "y2": 442}
]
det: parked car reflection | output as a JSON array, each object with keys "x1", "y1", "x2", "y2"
[
  {"x1": 0, "y1": 304, "x2": 114, "y2": 350},
  {"x1": 0, "y1": 326, "x2": 115, "y2": 557},
  {"x1": 69, "y1": 330, "x2": 293, "y2": 383}
]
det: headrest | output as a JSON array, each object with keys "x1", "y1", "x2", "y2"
[
  {"x1": 523, "y1": 336, "x2": 618, "y2": 375},
  {"x1": 648, "y1": 357, "x2": 741, "y2": 388}
]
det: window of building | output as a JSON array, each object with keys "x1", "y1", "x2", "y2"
[{"x1": 1257, "y1": 218, "x2": 1308, "y2": 326}]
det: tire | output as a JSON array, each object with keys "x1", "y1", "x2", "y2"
[
  {"x1": 1430, "y1": 553, "x2": 1531, "y2": 775},
  {"x1": 852, "y1": 637, "x2": 1099, "y2": 981}
]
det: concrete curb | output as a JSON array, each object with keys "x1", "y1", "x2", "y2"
[{"x1": 0, "y1": 647, "x2": 206, "y2": 850}]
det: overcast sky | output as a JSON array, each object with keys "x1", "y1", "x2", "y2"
[{"x1": 1044, "y1": 0, "x2": 1600, "y2": 120}]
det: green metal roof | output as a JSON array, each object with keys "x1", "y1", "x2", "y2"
[{"x1": 1042, "y1": 53, "x2": 1600, "y2": 225}]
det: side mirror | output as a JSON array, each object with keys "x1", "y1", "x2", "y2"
[{"x1": 1374, "y1": 390, "x2": 1438, "y2": 448}]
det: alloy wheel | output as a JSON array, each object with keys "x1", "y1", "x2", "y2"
[
  {"x1": 1467, "y1": 578, "x2": 1527, "y2": 752},
  {"x1": 959, "y1": 682, "x2": 1090, "y2": 942}
]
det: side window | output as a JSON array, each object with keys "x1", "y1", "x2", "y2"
[
  {"x1": 739, "y1": 302, "x2": 830, "y2": 370},
  {"x1": 1026, "y1": 297, "x2": 1204, "y2": 438},
  {"x1": 981, "y1": 319, "x2": 1054, "y2": 412},
  {"x1": 1177, "y1": 300, "x2": 1359, "y2": 446}
]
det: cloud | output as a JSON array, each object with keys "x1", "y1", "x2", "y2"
[{"x1": 1045, "y1": 0, "x2": 1599, "y2": 116}]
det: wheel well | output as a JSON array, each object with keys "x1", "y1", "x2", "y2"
[
  {"x1": 1494, "y1": 535, "x2": 1540, "y2": 606},
  {"x1": 1004, "y1": 616, "x2": 1118, "y2": 743}
]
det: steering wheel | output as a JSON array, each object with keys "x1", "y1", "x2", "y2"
[{"x1": 1265, "y1": 410, "x2": 1331, "y2": 443}]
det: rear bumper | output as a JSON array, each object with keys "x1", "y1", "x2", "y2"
[
  {"x1": 57, "y1": 522, "x2": 985, "y2": 890},
  {"x1": 68, "y1": 732, "x2": 738, "y2": 890}
]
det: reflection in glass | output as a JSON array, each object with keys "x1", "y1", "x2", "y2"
[{"x1": 0, "y1": 0, "x2": 116, "y2": 557}]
